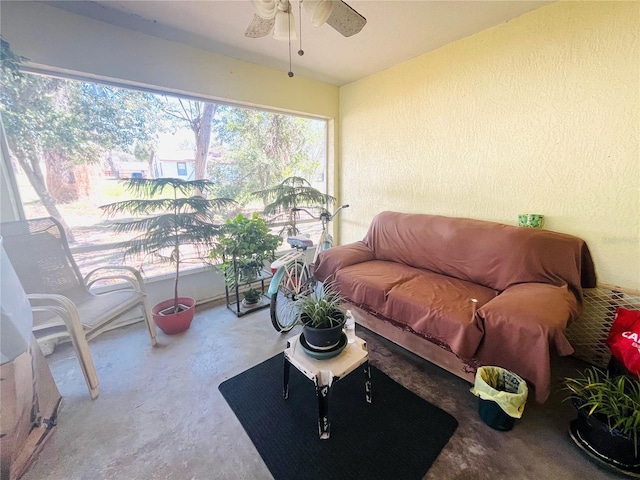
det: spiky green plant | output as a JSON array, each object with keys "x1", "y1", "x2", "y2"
[
  {"x1": 101, "y1": 177, "x2": 235, "y2": 313},
  {"x1": 251, "y1": 176, "x2": 335, "y2": 236},
  {"x1": 296, "y1": 286, "x2": 344, "y2": 329},
  {"x1": 563, "y1": 366, "x2": 640, "y2": 454}
]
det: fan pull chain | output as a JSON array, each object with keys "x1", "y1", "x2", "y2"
[
  {"x1": 298, "y1": 0, "x2": 304, "y2": 57},
  {"x1": 288, "y1": 3, "x2": 294, "y2": 77}
]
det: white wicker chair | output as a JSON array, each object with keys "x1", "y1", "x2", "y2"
[{"x1": 0, "y1": 217, "x2": 157, "y2": 399}]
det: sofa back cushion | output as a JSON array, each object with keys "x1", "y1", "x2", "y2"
[{"x1": 363, "y1": 211, "x2": 595, "y2": 294}]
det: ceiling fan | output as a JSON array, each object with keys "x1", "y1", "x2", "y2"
[{"x1": 245, "y1": 0, "x2": 367, "y2": 41}]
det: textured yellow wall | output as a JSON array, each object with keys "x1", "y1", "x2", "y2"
[{"x1": 339, "y1": 1, "x2": 640, "y2": 290}]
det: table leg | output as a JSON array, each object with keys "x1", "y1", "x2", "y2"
[
  {"x1": 316, "y1": 383, "x2": 331, "y2": 439},
  {"x1": 364, "y1": 361, "x2": 372, "y2": 404},
  {"x1": 283, "y1": 356, "x2": 291, "y2": 400}
]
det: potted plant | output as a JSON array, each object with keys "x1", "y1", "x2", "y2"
[
  {"x1": 209, "y1": 213, "x2": 281, "y2": 308},
  {"x1": 563, "y1": 366, "x2": 640, "y2": 471},
  {"x1": 101, "y1": 177, "x2": 235, "y2": 334},
  {"x1": 296, "y1": 287, "x2": 345, "y2": 351},
  {"x1": 242, "y1": 287, "x2": 262, "y2": 307},
  {"x1": 252, "y1": 176, "x2": 335, "y2": 236}
]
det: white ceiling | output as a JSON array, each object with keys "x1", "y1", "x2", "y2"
[{"x1": 47, "y1": 0, "x2": 553, "y2": 86}]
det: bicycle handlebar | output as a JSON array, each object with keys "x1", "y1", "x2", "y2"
[{"x1": 292, "y1": 204, "x2": 349, "y2": 221}]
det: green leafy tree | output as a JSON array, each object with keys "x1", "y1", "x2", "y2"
[
  {"x1": 162, "y1": 97, "x2": 218, "y2": 189},
  {"x1": 0, "y1": 37, "x2": 24, "y2": 80},
  {"x1": 74, "y1": 83, "x2": 166, "y2": 152},
  {"x1": 1, "y1": 40, "x2": 167, "y2": 240},
  {"x1": 1, "y1": 52, "x2": 79, "y2": 238},
  {"x1": 134, "y1": 141, "x2": 156, "y2": 175},
  {"x1": 210, "y1": 106, "x2": 324, "y2": 204}
]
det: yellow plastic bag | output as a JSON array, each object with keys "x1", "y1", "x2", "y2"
[{"x1": 470, "y1": 366, "x2": 528, "y2": 418}]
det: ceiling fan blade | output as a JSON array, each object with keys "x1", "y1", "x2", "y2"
[
  {"x1": 326, "y1": 0, "x2": 366, "y2": 37},
  {"x1": 245, "y1": 14, "x2": 275, "y2": 38}
]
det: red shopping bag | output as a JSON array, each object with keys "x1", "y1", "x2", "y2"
[{"x1": 606, "y1": 307, "x2": 640, "y2": 376}]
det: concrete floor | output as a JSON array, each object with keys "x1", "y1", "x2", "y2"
[{"x1": 22, "y1": 302, "x2": 622, "y2": 480}]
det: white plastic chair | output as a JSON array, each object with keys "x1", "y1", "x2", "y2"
[{"x1": 0, "y1": 217, "x2": 157, "y2": 399}]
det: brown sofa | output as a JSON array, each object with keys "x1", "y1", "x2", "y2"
[{"x1": 314, "y1": 211, "x2": 596, "y2": 402}]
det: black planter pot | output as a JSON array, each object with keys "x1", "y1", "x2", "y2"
[
  {"x1": 301, "y1": 313, "x2": 345, "y2": 350},
  {"x1": 570, "y1": 402, "x2": 640, "y2": 472}
]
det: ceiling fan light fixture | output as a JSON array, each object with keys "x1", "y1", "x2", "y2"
[
  {"x1": 303, "y1": 0, "x2": 333, "y2": 27},
  {"x1": 273, "y1": 10, "x2": 297, "y2": 41},
  {"x1": 251, "y1": 0, "x2": 278, "y2": 19}
]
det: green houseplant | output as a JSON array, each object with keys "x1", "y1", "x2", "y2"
[
  {"x1": 563, "y1": 366, "x2": 640, "y2": 470},
  {"x1": 242, "y1": 287, "x2": 262, "y2": 306},
  {"x1": 101, "y1": 177, "x2": 234, "y2": 334},
  {"x1": 296, "y1": 287, "x2": 345, "y2": 351},
  {"x1": 252, "y1": 176, "x2": 335, "y2": 236},
  {"x1": 209, "y1": 213, "x2": 281, "y2": 307}
]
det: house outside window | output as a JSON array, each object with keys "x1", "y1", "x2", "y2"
[{"x1": 176, "y1": 162, "x2": 187, "y2": 176}]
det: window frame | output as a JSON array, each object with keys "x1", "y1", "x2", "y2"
[{"x1": 2, "y1": 66, "x2": 332, "y2": 280}]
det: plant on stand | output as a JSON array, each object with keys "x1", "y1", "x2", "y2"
[
  {"x1": 101, "y1": 177, "x2": 235, "y2": 334},
  {"x1": 296, "y1": 286, "x2": 346, "y2": 351},
  {"x1": 242, "y1": 287, "x2": 262, "y2": 306},
  {"x1": 209, "y1": 213, "x2": 281, "y2": 309},
  {"x1": 563, "y1": 366, "x2": 640, "y2": 472}
]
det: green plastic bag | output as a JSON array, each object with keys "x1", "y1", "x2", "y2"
[{"x1": 470, "y1": 366, "x2": 528, "y2": 418}]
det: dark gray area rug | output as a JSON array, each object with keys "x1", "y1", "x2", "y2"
[{"x1": 219, "y1": 353, "x2": 458, "y2": 480}]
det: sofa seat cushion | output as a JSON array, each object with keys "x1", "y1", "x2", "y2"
[
  {"x1": 385, "y1": 271, "x2": 498, "y2": 359},
  {"x1": 333, "y1": 261, "x2": 498, "y2": 359},
  {"x1": 333, "y1": 260, "x2": 422, "y2": 313}
]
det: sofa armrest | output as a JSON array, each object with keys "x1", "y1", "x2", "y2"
[
  {"x1": 475, "y1": 283, "x2": 580, "y2": 403},
  {"x1": 314, "y1": 241, "x2": 375, "y2": 283},
  {"x1": 479, "y1": 283, "x2": 581, "y2": 344}
]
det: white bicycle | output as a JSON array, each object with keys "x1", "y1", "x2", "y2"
[{"x1": 268, "y1": 204, "x2": 349, "y2": 332}]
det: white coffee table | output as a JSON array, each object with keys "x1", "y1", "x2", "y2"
[{"x1": 283, "y1": 333, "x2": 371, "y2": 439}]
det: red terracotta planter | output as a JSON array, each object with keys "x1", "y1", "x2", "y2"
[{"x1": 152, "y1": 297, "x2": 195, "y2": 335}]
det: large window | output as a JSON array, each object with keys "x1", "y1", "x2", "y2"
[{"x1": 0, "y1": 71, "x2": 328, "y2": 277}]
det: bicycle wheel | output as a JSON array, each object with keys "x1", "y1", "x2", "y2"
[{"x1": 270, "y1": 261, "x2": 311, "y2": 332}]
